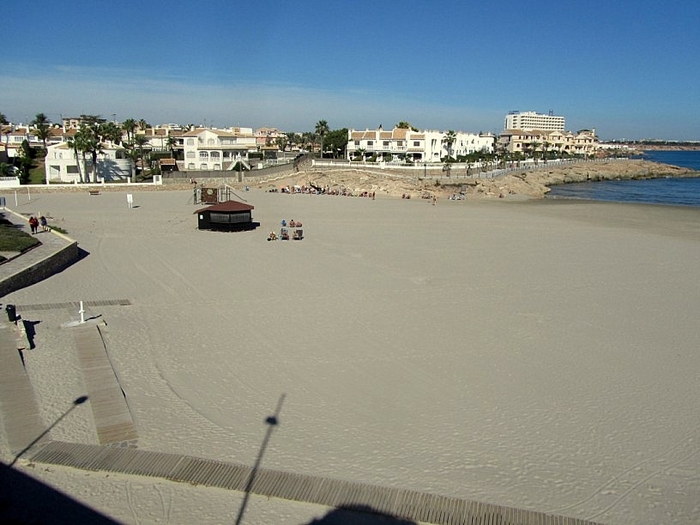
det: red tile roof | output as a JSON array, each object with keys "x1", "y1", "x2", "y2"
[{"x1": 194, "y1": 200, "x2": 254, "y2": 214}]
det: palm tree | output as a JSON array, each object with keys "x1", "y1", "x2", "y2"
[
  {"x1": 100, "y1": 121, "x2": 123, "y2": 146},
  {"x1": 542, "y1": 141, "x2": 550, "y2": 164},
  {"x1": 134, "y1": 135, "x2": 150, "y2": 178},
  {"x1": 166, "y1": 135, "x2": 178, "y2": 159},
  {"x1": 531, "y1": 141, "x2": 541, "y2": 165},
  {"x1": 442, "y1": 130, "x2": 457, "y2": 161},
  {"x1": 31, "y1": 113, "x2": 52, "y2": 151},
  {"x1": 122, "y1": 118, "x2": 137, "y2": 144},
  {"x1": 67, "y1": 131, "x2": 89, "y2": 183},
  {"x1": 315, "y1": 120, "x2": 329, "y2": 157},
  {"x1": 285, "y1": 132, "x2": 298, "y2": 150},
  {"x1": 78, "y1": 115, "x2": 109, "y2": 182}
]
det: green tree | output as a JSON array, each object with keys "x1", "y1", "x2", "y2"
[
  {"x1": 17, "y1": 140, "x2": 34, "y2": 184},
  {"x1": 0, "y1": 163, "x2": 14, "y2": 176},
  {"x1": 323, "y1": 128, "x2": 349, "y2": 158},
  {"x1": 31, "y1": 113, "x2": 52, "y2": 151},
  {"x1": 274, "y1": 135, "x2": 288, "y2": 152},
  {"x1": 315, "y1": 120, "x2": 329, "y2": 157},
  {"x1": 0, "y1": 113, "x2": 8, "y2": 125},
  {"x1": 301, "y1": 132, "x2": 315, "y2": 152},
  {"x1": 77, "y1": 115, "x2": 108, "y2": 182},
  {"x1": 100, "y1": 121, "x2": 123, "y2": 146},
  {"x1": 396, "y1": 121, "x2": 419, "y2": 131}
]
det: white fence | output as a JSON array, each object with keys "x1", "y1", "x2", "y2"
[{"x1": 0, "y1": 177, "x2": 21, "y2": 189}]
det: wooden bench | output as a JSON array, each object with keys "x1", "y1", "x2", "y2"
[{"x1": 88, "y1": 190, "x2": 101, "y2": 196}]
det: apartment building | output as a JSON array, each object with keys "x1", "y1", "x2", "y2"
[
  {"x1": 347, "y1": 127, "x2": 493, "y2": 162},
  {"x1": 182, "y1": 127, "x2": 256, "y2": 171},
  {"x1": 504, "y1": 111, "x2": 565, "y2": 132},
  {"x1": 498, "y1": 129, "x2": 599, "y2": 157}
]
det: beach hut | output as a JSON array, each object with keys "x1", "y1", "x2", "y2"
[{"x1": 195, "y1": 200, "x2": 255, "y2": 231}]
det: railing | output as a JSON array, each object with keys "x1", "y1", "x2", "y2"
[{"x1": 310, "y1": 157, "x2": 634, "y2": 181}]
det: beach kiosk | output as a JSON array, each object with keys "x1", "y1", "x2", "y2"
[{"x1": 195, "y1": 200, "x2": 255, "y2": 231}]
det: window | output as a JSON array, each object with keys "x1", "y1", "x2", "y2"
[
  {"x1": 187, "y1": 151, "x2": 195, "y2": 158},
  {"x1": 188, "y1": 163, "x2": 195, "y2": 169},
  {"x1": 210, "y1": 151, "x2": 220, "y2": 158},
  {"x1": 383, "y1": 141, "x2": 390, "y2": 146},
  {"x1": 187, "y1": 138, "x2": 195, "y2": 146},
  {"x1": 354, "y1": 141, "x2": 360, "y2": 146},
  {"x1": 367, "y1": 141, "x2": 373, "y2": 146},
  {"x1": 199, "y1": 151, "x2": 209, "y2": 159},
  {"x1": 414, "y1": 141, "x2": 420, "y2": 147},
  {"x1": 200, "y1": 163, "x2": 208, "y2": 170}
]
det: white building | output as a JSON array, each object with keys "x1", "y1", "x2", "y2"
[
  {"x1": 182, "y1": 127, "x2": 256, "y2": 171},
  {"x1": 504, "y1": 111, "x2": 565, "y2": 132},
  {"x1": 44, "y1": 142, "x2": 133, "y2": 184},
  {"x1": 497, "y1": 129, "x2": 599, "y2": 157},
  {"x1": 347, "y1": 127, "x2": 493, "y2": 163}
]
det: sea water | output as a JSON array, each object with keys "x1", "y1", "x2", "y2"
[{"x1": 546, "y1": 151, "x2": 700, "y2": 207}]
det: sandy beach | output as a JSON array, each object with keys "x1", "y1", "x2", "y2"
[{"x1": 1, "y1": 187, "x2": 699, "y2": 524}]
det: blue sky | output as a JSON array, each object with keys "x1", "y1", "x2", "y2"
[{"x1": 2, "y1": 0, "x2": 699, "y2": 140}]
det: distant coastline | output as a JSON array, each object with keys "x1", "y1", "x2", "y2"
[{"x1": 441, "y1": 158, "x2": 699, "y2": 200}]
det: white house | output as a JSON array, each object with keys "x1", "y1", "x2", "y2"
[
  {"x1": 44, "y1": 142, "x2": 133, "y2": 184},
  {"x1": 182, "y1": 127, "x2": 256, "y2": 171}
]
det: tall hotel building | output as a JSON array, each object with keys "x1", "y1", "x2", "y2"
[{"x1": 504, "y1": 111, "x2": 565, "y2": 131}]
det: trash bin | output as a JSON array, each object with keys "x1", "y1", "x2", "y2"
[{"x1": 5, "y1": 304, "x2": 16, "y2": 322}]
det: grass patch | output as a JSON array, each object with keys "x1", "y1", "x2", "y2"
[
  {"x1": 0, "y1": 214, "x2": 40, "y2": 252},
  {"x1": 50, "y1": 226, "x2": 68, "y2": 234}
]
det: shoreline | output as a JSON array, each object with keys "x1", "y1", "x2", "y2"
[{"x1": 5, "y1": 159, "x2": 698, "y2": 203}]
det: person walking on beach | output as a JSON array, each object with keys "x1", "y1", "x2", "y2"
[
  {"x1": 39, "y1": 215, "x2": 48, "y2": 232},
  {"x1": 29, "y1": 216, "x2": 38, "y2": 234}
]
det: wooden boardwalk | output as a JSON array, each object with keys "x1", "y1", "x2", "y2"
[
  {"x1": 0, "y1": 325, "x2": 48, "y2": 455},
  {"x1": 72, "y1": 324, "x2": 137, "y2": 444},
  {"x1": 31, "y1": 440, "x2": 602, "y2": 525}
]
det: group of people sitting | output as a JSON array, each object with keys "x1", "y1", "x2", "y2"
[{"x1": 268, "y1": 219, "x2": 304, "y2": 241}]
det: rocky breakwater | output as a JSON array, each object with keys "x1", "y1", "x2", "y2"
[{"x1": 470, "y1": 159, "x2": 699, "y2": 200}]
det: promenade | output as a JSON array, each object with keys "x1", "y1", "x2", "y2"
[{"x1": 0, "y1": 207, "x2": 75, "y2": 287}]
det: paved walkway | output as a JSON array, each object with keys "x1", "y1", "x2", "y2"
[{"x1": 0, "y1": 207, "x2": 75, "y2": 287}]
